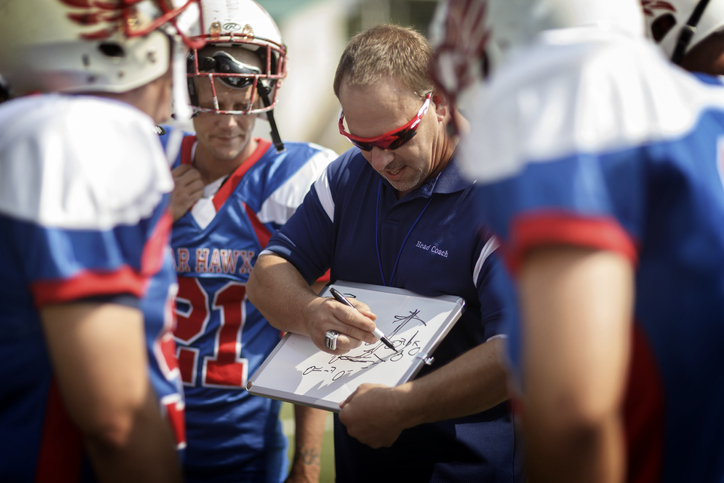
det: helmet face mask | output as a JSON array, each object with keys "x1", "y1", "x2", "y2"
[
  {"x1": 187, "y1": 46, "x2": 282, "y2": 116},
  {"x1": 189, "y1": 50, "x2": 264, "y2": 114},
  {"x1": 186, "y1": 0, "x2": 287, "y2": 116}
]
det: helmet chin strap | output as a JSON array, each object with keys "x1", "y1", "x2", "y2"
[
  {"x1": 257, "y1": 80, "x2": 285, "y2": 153},
  {"x1": 671, "y1": 0, "x2": 713, "y2": 65}
]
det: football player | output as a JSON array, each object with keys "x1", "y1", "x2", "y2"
[
  {"x1": 160, "y1": 1, "x2": 334, "y2": 481},
  {"x1": 0, "y1": 0, "x2": 201, "y2": 481},
  {"x1": 433, "y1": 0, "x2": 724, "y2": 481}
]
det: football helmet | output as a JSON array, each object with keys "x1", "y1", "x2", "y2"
[
  {"x1": 187, "y1": 0, "x2": 287, "y2": 151},
  {"x1": 430, "y1": 0, "x2": 644, "y2": 120},
  {"x1": 0, "y1": 0, "x2": 202, "y2": 97},
  {"x1": 641, "y1": 0, "x2": 724, "y2": 64}
]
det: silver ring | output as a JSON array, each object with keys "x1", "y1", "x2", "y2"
[{"x1": 325, "y1": 330, "x2": 339, "y2": 351}]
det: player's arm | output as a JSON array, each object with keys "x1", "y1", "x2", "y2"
[
  {"x1": 518, "y1": 245, "x2": 633, "y2": 483},
  {"x1": 247, "y1": 253, "x2": 379, "y2": 352},
  {"x1": 285, "y1": 405, "x2": 327, "y2": 483},
  {"x1": 40, "y1": 301, "x2": 182, "y2": 483}
]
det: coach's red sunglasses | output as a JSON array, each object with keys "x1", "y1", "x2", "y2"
[{"x1": 338, "y1": 93, "x2": 432, "y2": 151}]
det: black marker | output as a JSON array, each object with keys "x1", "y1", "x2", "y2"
[{"x1": 329, "y1": 287, "x2": 397, "y2": 352}]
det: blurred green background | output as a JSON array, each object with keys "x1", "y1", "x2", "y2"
[{"x1": 280, "y1": 403, "x2": 336, "y2": 482}]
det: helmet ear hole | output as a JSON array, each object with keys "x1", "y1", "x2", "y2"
[
  {"x1": 98, "y1": 42, "x2": 126, "y2": 58},
  {"x1": 651, "y1": 14, "x2": 677, "y2": 43}
]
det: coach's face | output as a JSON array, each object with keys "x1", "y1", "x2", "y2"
[{"x1": 338, "y1": 77, "x2": 451, "y2": 198}]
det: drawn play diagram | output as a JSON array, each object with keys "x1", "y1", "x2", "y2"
[{"x1": 247, "y1": 281, "x2": 465, "y2": 411}]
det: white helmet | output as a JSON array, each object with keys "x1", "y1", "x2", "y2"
[
  {"x1": 0, "y1": 0, "x2": 202, "y2": 97},
  {"x1": 430, "y1": 0, "x2": 644, "y2": 117},
  {"x1": 186, "y1": 0, "x2": 287, "y2": 150},
  {"x1": 641, "y1": 0, "x2": 724, "y2": 64}
]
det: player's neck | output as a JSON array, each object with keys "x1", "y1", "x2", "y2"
[{"x1": 193, "y1": 138, "x2": 258, "y2": 186}]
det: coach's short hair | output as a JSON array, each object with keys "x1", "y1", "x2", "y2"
[{"x1": 333, "y1": 24, "x2": 434, "y2": 99}]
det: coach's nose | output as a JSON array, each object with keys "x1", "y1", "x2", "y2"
[{"x1": 366, "y1": 146, "x2": 394, "y2": 172}]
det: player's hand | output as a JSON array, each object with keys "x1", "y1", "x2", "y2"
[
  {"x1": 304, "y1": 296, "x2": 378, "y2": 354},
  {"x1": 339, "y1": 383, "x2": 410, "y2": 448},
  {"x1": 170, "y1": 164, "x2": 204, "y2": 221}
]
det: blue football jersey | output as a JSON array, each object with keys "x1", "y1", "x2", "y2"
[
  {"x1": 0, "y1": 94, "x2": 177, "y2": 482},
  {"x1": 160, "y1": 132, "x2": 335, "y2": 482},
  {"x1": 461, "y1": 30, "x2": 724, "y2": 482}
]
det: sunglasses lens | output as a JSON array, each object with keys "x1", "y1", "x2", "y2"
[
  {"x1": 350, "y1": 139, "x2": 373, "y2": 151},
  {"x1": 218, "y1": 76, "x2": 254, "y2": 89},
  {"x1": 347, "y1": 129, "x2": 416, "y2": 152},
  {"x1": 385, "y1": 129, "x2": 416, "y2": 150},
  {"x1": 201, "y1": 51, "x2": 261, "y2": 90}
]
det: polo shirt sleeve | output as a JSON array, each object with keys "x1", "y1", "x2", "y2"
[{"x1": 471, "y1": 229, "x2": 518, "y2": 341}]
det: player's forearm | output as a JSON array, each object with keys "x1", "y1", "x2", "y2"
[
  {"x1": 523, "y1": 406, "x2": 625, "y2": 483},
  {"x1": 396, "y1": 338, "x2": 509, "y2": 428},
  {"x1": 247, "y1": 253, "x2": 321, "y2": 335},
  {"x1": 287, "y1": 405, "x2": 326, "y2": 482},
  {"x1": 85, "y1": 385, "x2": 183, "y2": 483},
  {"x1": 519, "y1": 246, "x2": 633, "y2": 483},
  {"x1": 41, "y1": 302, "x2": 182, "y2": 482}
]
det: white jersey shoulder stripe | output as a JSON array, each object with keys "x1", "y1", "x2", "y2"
[
  {"x1": 460, "y1": 32, "x2": 724, "y2": 183},
  {"x1": 473, "y1": 236, "x2": 499, "y2": 289},
  {"x1": 313, "y1": 166, "x2": 335, "y2": 223},
  {"x1": 0, "y1": 94, "x2": 173, "y2": 229},
  {"x1": 257, "y1": 146, "x2": 337, "y2": 225}
]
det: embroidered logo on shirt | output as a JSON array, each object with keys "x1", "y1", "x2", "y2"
[{"x1": 415, "y1": 241, "x2": 448, "y2": 258}]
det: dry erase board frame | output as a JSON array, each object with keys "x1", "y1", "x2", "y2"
[{"x1": 247, "y1": 281, "x2": 465, "y2": 412}]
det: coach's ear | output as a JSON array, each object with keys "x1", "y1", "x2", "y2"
[
  {"x1": 433, "y1": 91, "x2": 466, "y2": 137},
  {"x1": 432, "y1": 91, "x2": 449, "y2": 121}
]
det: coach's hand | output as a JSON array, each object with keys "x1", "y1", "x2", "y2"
[
  {"x1": 306, "y1": 296, "x2": 378, "y2": 354},
  {"x1": 171, "y1": 164, "x2": 204, "y2": 222},
  {"x1": 339, "y1": 383, "x2": 412, "y2": 448}
]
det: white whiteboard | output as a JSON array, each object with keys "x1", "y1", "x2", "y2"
[{"x1": 247, "y1": 281, "x2": 465, "y2": 412}]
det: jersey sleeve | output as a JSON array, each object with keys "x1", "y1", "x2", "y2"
[
  {"x1": 9, "y1": 209, "x2": 171, "y2": 306},
  {"x1": 471, "y1": 152, "x2": 642, "y2": 272},
  {"x1": 263, "y1": 152, "x2": 352, "y2": 284},
  {"x1": 256, "y1": 143, "x2": 338, "y2": 231},
  {"x1": 457, "y1": 38, "x2": 682, "y2": 271},
  {"x1": 0, "y1": 97, "x2": 174, "y2": 307}
]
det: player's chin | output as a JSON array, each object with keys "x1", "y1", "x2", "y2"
[{"x1": 210, "y1": 144, "x2": 243, "y2": 161}]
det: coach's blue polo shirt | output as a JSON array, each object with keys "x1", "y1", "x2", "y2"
[{"x1": 264, "y1": 148, "x2": 523, "y2": 482}]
